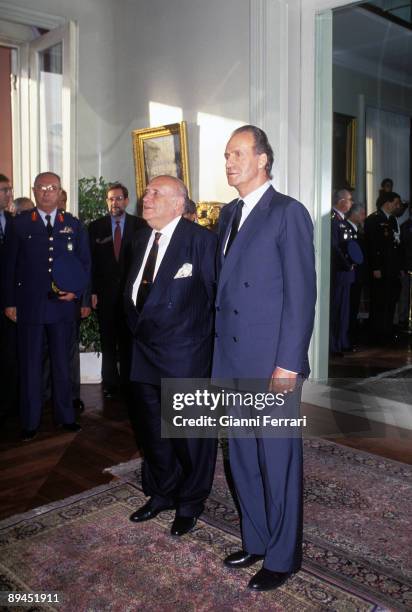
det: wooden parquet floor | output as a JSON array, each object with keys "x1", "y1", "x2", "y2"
[{"x1": 0, "y1": 385, "x2": 139, "y2": 520}]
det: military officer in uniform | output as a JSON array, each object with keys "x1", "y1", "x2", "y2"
[
  {"x1": 3, "y1": 172, "x2": 91, "y2": 440},
  {"x1": 364, "y1": 191, "x2": 402, "y2": 343},
  {"x1": 330, "y1": 189, "x2": 363, "y2": 356}
]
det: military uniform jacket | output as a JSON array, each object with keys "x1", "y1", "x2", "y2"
[
  {"x1": 331, "y1": 209, "x2": 357, "y2": 273},
  {"x1": 364, "y1": 209, "x2": 401, "y2": 276},
  {"x1": 3, "y1": 208, "x2": 91, "y2": 324}
]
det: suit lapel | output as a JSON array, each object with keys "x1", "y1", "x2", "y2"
[
  {"x1": 143, "y1": 217, "x2": 187, "y2": 308},
  {"x1": 218, "y1": 186, "x2": 276, "y2": 294}
]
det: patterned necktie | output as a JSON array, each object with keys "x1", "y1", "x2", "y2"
[
  {"x1": 136, "y1": 232, "x2": 162, "y2": 311},
  {"x1": 45, "y1": 214, "x2": 53, "y2": 236},
  {"x1": 225, "y1": 199, "x2": 244, "y2": 256},
  {"x1": 114, "y1": 220, "x2": 122, "y2": 261}
]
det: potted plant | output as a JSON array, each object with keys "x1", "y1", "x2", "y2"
[{"x1": 78, "y1": 177, "x2": 108, "y2": 383}]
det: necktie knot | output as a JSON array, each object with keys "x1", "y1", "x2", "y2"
[
  {"x1": 45, "y1": 214, "x2": 53, "y2": 236},
  {"x1": 154, "y1": 232, "x2": 162, "y2": 243}
]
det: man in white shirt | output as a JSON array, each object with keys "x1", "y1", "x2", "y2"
[{"x1": 124, "y1": 175, "x2": 217, "y2": 537}]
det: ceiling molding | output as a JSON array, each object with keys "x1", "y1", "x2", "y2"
[{"x1": 0, "y1": 2, "x2": 65, "y2": 30}]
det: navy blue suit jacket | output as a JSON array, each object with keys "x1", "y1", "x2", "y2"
[
  {"x1": 4, "y1": 208, "x2": 91, "y2": 324},
  {"x1": 212, "y1": 185, "x2": 316, "y2": 379},
  {"x1": 124, "y1": 217, "x2": 217, "y2": 385}
]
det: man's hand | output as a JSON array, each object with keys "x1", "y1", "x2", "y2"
[
  {"x1": 80, "y1": 306, "x2": 91, "y2": 319},
  {"x1": 91, "y1": 294, "x2": 98, "y2": 309},
  {"x1": 269, "y1": 366, "x2": 297, "y2": 393},
  {"x1": 5, "y1": 307, "x2": 17, "y2": 322},
  {"x1": 58, "y1": 291, "x2": 76, "y2": 302},
  {"x1": 373, "y1": 270, "x2": 382, "y2": 279}
]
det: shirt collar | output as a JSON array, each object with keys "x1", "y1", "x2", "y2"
[
  {"x1": 241, "y1": 181, "x2": 271, "y2": 210},
  {"x1": 333, "y1": 208, "x2": 345, "y2": 220},
  {"x1": 155, "y1": 215, "x2": 181, "y2": 240},
  {"x1": 111, "y1": 213, "x2": 126, "y2": 227},
  {"x1": 37, "y1": 207, "x2": 58, "y2": 224}
]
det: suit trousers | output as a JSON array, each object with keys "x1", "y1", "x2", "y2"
[
  {"x1": 330, "y1": 272, "x2": 352, "y2": 352},
  {"x1": 0, "y1": 312, "x2": 18, "y2": 418},
  {"x1": 97, "y1": 299, "x2": 131, "y2": 390},
  {"x1": 369, "y1": 275, "x2": 401, "y2": 340},
  {"x1": 229, "y1": 435, "x2": 303, "y2": 573},
  {"x1": 131, "y1": 382, "x2": 217, "y2": 517},
  {"x1": 18, "y1": 320, "x2": 75, "y2": 430}
]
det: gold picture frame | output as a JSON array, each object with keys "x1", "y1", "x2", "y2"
[
  {"x1": 132, "y1": 121, "x2": 191, "y2": 200},
  {"x1": 332, "y1": 113, "x2": 357, "y2": 190}
]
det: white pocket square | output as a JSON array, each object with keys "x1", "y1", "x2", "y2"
[{"x1": 174, "y1": 263, "x2": 192, "y2": 279}]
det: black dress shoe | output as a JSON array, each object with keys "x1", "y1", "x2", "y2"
[
  {"x1": 224, "y1": 550, "x2": 264, "y2": 569},
  {"x1": 170, "y1": 516, "x2": 197, "y2": 536},
  {"x1": 61, "y1": 422, "x2": 82, "y2": 433},
  {"x1": 21, "y1": 429, "x2": 38, "y2": 442},
  {"x1": 129, "y1": 501, "x2": 174, "y2": 523},
  {"x1": 248, "y1": 568, "x2": 292, "y2": 591}
]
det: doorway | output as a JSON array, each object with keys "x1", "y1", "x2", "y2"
[
  {"x1": 329, "y1": 1, "x2": 412, "y2": 377},
  {"x1": 0, "y1": 11, "x2": 77, "y2": 209}
]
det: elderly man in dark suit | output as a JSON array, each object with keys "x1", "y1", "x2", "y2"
[
  {"x1": 3, "y1": 171, "x2": 91, "y2": 440},
  {"x1": 212, "y1": 126, "x2": 316, "y2": 591},
  {"x1": 124, "y1": 175, "x2": 217, "y2": 537},
  {"x1": 0, "y1": 173, "x2": 18, "y2": 424},
  {"x1": 89, "y1": 182, "x2": 146, "y2": 398}
]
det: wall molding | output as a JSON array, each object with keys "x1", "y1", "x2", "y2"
[{"x1": 250, "y1": 0, "x2": 289, "y2": 192}]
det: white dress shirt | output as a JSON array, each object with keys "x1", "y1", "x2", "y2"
[
  {"x1": 37, "y1": 207, "x2": 58, "y2": 227},
  {"x1": 224, "y1": 181, "x2": 271, "y2": 254},
  {"x1": 131, "y1": 215, "x2": 181, "y2": 304}
]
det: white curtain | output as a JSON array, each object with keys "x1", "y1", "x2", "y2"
[{"x1": 365, "y1": 107, "x2": 410, "y2": 214}]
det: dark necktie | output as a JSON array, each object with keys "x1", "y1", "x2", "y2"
[
  {"x1": 136, "y1": 232, "x2": 162, "y2": 311},
  {"x1": 225, "y1": 199, "x2": 244, "y2": 256},
  {"x1": 114, "y1": 220, "x2": 121, "y2": 261},
  {"x1": 45, "y1": 214, "x2": 53, "y2": 236}
]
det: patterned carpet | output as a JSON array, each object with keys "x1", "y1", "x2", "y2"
[
  {"x1": 107, "y1": 438, "x2": 412, "y2": 611},
  {"x1": 0, "y1": 439, "x2": 410, "y2": 611}
]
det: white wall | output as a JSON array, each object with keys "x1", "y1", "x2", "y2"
[{"x1": 9, "y1": 0, "x2": 250, "y2": 208}]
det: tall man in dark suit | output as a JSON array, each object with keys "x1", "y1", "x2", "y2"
[
  {"x1": 125, "y1": 175, "x2": 217, "y2": 537},
  {"x1": 364, "y1": 191, "x2": 403, "y2": 343},
  {"x1": 3, "y1": 172, "x2": 91, "y2": 440},
  {"x1": 89, "y1": 183, "x2": 145, "y2": 398},
  {"x1": 212, "y1": 126, "x2": 316, "y2": 591},
  {"x1": 0, "y1": 173, "x2": 18, "y2": 424}
]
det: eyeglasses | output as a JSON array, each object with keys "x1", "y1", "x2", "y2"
[
  {"x1": 108, "y1": 196, "x2": 125, "y2": 202},
  {"x1": 0, "y1": 187, "x2": 13, "y2": 194},
  {"x1": 33, "y1": 184, "x2": 60, "y2": 192}
]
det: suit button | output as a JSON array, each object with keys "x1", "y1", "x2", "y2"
[
  {"x1": 244, "y1": 282, "x2": 250, "y2": 288},
  {"x1": 49, "y1": 237, "x2": 53, "y2": 241},
  {"x1": 48, "y1": 257, "x2": 53, "y2": 262},
  {"x1": 233, "y1": 337, "x2": 238, "y2": 342},
  {"x1": 234, "y1": 309, "x2": 238, "y2": 315},
  {"x1": 48, "y1": 268, "x2": 52, "y2": 273},
  {"x1": 216, "y1": 306, "x2": 220, "y2": 311},
  {"x1": 49, "y1": 246, "x2": 54, "y2": 251},
  {"x1": 215, "y1": 333, "x2": 218, "y2": 338}
]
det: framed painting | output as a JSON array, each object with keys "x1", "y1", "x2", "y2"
[
  {"x1": 332, "y1": 113, "x2": 357, "y2": 191},
  {"x1": 132, "y1": 121, "x2": 191, "y2": 200}
]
